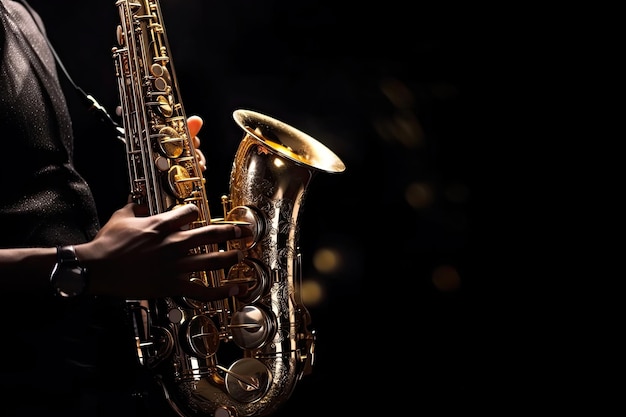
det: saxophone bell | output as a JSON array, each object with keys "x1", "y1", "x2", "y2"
[{"x1": 232, "y1": 109, "x2": 346, "y2": 174}]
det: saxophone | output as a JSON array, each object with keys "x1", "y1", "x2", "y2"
[{"x1": 111, "y1": 1, "x2": 346, "y2": 416}]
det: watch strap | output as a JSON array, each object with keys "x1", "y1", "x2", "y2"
[
  {"x1": 57, "y1": 245, "x2": 79, "y2": 266},
  {"x1": 50, "y1": 245, "x2": 88, "y2": 297}
]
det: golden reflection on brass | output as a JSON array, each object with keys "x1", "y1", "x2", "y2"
[
  {"x1": 158, "y1": 126, "x2": 184, "y2": 158},
  {"x1": 167, "y1": 165, "x2": 192, "y2": 199}
]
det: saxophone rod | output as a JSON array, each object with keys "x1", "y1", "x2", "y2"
[{"x1": 215, "y1": 365, "x2": 261, "y2": 390}]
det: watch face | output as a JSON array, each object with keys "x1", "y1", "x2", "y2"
[{"x1": 52, "y1": 264, "x2": 87, "y2": 297}]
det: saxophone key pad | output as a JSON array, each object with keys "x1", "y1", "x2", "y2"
[
  {"x1": 154, "y1": 156, "x2": 169, "y2": 171},
  {"x1": 229, "y1": 305, "x2": 275, "y2": 350},
  {"x1": 183, "y1": 314, "x2": 220, "y2": 358},
  {"x1": 225, "y1": 358, "x2": 272, "y2": 403}
]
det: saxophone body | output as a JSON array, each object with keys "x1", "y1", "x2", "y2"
[{"x1": 111, "y1": 1, "x2": 346, "y2": 416}]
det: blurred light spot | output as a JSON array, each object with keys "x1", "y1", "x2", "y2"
[
  {"x1": 431, "y1": 265, "x2": 461, "y2": 292},
  {"x1": 373, "y1": 112, "x2": 424, "y2": 148},
  {"x1": 373, "y1": 77, "x2": 425, "y2": 148},
  {"x1": 380, "y1": 77, "x2": 414, "y2": 109},
  {"x1": 405, "y1": 182, "x2": 434, "y2": 209},
  {"x1": 300, "y1": 279, "x2": 324, "y2": 307},
  {"x1": 313, "y1": 247, "x2": 342, "y2": 274},
  {"x1": 444, "y1": 182, "x2": 469, "y2": 204}
]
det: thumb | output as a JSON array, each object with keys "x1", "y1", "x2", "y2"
[{"x1": 187, "y1": 115, "x2": 203, "y2": 138}]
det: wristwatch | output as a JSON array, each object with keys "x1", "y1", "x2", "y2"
[{"x1": 50, "y1": 245, "x2": 88, "y2": 297}]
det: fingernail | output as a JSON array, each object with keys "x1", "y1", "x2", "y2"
[
  {"x1": 236, "y1": 250, "x2": 244, "y2": 262},
  {"x1": 228, "y1": 285, "x2": 240, "y2": 296},
  {"x1": 234, "y1": 226, "x2": 242, "y2": 239}
]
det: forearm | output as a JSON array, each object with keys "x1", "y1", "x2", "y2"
[{"x1": 0, "y1": 247, "x2": 57, "y2": 293}]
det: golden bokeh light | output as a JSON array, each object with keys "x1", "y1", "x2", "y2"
[
  {"x1": 312, "y1": 247, "x2": 342, "y2": 274},
  {"x1": 405, "y1": 181, "x2": 434, "y2": 209},
  {"x1": 431, "y1": 264, "x2": 461, "y2": 292},
  {"x1": 300, "y1": 279, "x2": 324, "y2": 307}
]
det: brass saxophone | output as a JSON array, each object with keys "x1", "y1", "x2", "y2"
[{"x1": 111, "y1": 1, "x2": 346, "y2": 416}]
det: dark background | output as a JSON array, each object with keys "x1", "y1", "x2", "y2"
[{"x1": 28, "y1": 0, "x2": 481, "y2": 414}]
